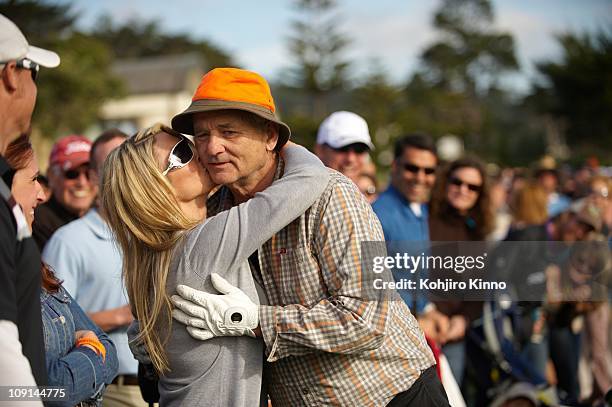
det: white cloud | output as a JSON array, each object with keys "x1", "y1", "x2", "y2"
[
  {"x1": 344, "y1": 8, "x2": 438, "y2": 82},
  {"x1": 496, "y1": 9, "x2": 561, "y2": 68},
  {"x1": 235, "y1": 43, "x2": 288, "y2": 79}
]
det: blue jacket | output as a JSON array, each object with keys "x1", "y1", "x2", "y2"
[
  {"x1": 41, "y1": 286, "x2": 118, "y2": 406},
  {"x1": 372, "y1": 185, "x2": 431, "y2": 314}
]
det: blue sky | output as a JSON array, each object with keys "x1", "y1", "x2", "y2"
[{"x1": 62, "y1": 0, "x2": 612, "y2": 92}]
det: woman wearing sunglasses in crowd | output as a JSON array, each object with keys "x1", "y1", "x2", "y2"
[
  {"x1": 100, "y1": 123, "x2": 328, "y2": 406},
  {"x1": 427, "y1": 156, "x2": 494, "y2": 388},
  {"x1": 5, "y1": 135, "x2": 118, "y2": 406}
]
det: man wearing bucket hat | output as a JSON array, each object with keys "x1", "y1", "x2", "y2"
[
  {"x1": 170, "y1": 68, "x2": 447, "y2": 406},
  {"x1": 0, "y1": 13, "x2": 59, "y2": 397},
  {"x1": 315, "y1": 110, "x2": 375, "y2": 182}
]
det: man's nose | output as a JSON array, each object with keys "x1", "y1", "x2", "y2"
[
  {"x1": 344, "y1": 151, "x2": 360, "y2": 165},
  {"x1": 202, "y1": 134, "x2": 225, "y2": 157},
  {"x1": 75, "y1": 171, "x2": 89, "y2": 185},
  {"x1": 415, "y1": 169, "x2": 427, "y2": 183},
  {"x1": 35, "y1": 182, "x2": 46, "y2": 203}
]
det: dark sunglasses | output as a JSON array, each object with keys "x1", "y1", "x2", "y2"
[
  {"x1": 64, "y1": 168, "x2": 89, "y2": 180},
  {"x1": 331, "y1": 143, "x2": 370, "y2": 154},
  {"x1": 162, "y1": 137, "x2": 194, "y2": 176},
  {"x1": 449, "y1": 177, "x2": 482, "y2": 193},
  {"x1": 403, "y1": 163, "x2": 436, "y2": 175},
  {"x1": 16, "y1": 58, "x2": 39, "y2": 82}
]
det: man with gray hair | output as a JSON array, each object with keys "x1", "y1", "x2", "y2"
[
  {"x1": 169, "y1": 68, "x2": 448, "y2": 406},
  {"x1": 0, "y1": 12, "x2": 59, "y2": 398}
]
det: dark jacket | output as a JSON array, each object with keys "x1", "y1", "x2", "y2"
[
  {"x1": 32, "y1": 196, "x2": 79, "y2": 251},
  {"x1": 428, "y1": 209, "x2": 482, "y2": 322},
  {"x1": 0, "y1": 156, "x2": 48, "y2": 385}
]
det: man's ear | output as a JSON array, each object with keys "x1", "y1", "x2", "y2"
[
  {"x1": 88, "y1": 167, "x2": 99, "y2": 185},
  {"x1": 1, "y1": 62, "x2": 19, "y2": 92},
  {"x1": 265, "y1": 122, "x2": 279, "y2": 152}
]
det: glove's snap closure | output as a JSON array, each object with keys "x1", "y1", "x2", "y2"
[{"x1": 225, "y1": 306, "x2": 246, "y2": 326}]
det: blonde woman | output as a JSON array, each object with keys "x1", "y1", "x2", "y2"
[{"x1": 100, "y1": 123, "x2": 328, "y2": 406}]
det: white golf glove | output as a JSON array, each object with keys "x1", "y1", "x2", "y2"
[{"x1": 171, "y1": 273, "x2": 259, "y2": 341}]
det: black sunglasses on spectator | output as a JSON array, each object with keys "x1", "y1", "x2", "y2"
[
  {"x1": 16, "y1": 58, "x2": 39, "y2": 82},
  {"x1": 64, "y1": 167, "x2": 89, "y2": 180},
  {"x1": 403, "y1": 163, "x2": 436, "y2": 175},
  {"x1": 330, "y1": 143, "x2": 370, "y2": 154},
  {"x1": 449, "y1": 177, "x2": 482, "y2": 193}
]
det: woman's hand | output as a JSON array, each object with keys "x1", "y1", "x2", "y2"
[
  {"x1": 442, "y1": 315, "x2": 467, "y2": 344},
  {"x1": 417, "y1": 310, "x2": 449, "y2": 344},
  {"x1": 75, "y1": 330, "x2": 98, "y2": 342},
  {"x1": 74, "y1": 330, "x2": 105, "y2": 359}
]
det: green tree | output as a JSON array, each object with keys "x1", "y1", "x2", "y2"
[
  {"x1": 351, "y1": 63, "x2": 402, "y2": 136},
  {"x1": 531, "y1": 28, "x2": 612, "y2": 156},
  {"x1": 421, "y1": 0, "x2": 518, "y2": 95},
  {"x1": 397, "y1": 0, "x2": 522, "y2": 163},
  {"x1": 1, "y1": 0, "x2": 123, "y2": 138},
  {"x1": 349, "y1": 63, "x2": 404, "y2": 167},
  {"x1": 91, "y1": 15, "x2": 234, "y2": 68},
  {"x1": 35, "y1": 33, "x2": 123, "y2": 135},
  {"x1": 284, "y1": 0, "x2": 351, "y2": 117},
  {"x1": 0, "y1": 0, "x2": 75, "y2": 44}
]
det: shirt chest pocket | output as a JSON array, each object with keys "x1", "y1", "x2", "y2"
[
  {"x1": 274, "y1": 245, "x2": 324, "y2": 306},
  {"x1": 42, "y1": 294, "x2": 75, "y2": 357}
]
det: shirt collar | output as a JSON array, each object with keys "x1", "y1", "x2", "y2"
[
  {"x1": 83, "y1": 208, "x2": 113, "y2": 240},
  {"x1": 387, "y1": 185, "x2": 426, "y2": 217}
]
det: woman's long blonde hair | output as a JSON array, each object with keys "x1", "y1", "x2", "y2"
[{"x1": 100, "y1": 123, "x2": 199, "y2": 374}]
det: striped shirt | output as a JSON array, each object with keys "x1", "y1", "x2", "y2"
[{"x1": 208, "y1": 164, "x2": 434, "y2": 407}]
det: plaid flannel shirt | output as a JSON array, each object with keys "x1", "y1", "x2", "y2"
[{"x1": 208, "y1": 163, "x2": 434, "y2": 407}]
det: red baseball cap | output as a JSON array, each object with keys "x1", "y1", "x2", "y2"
[{"x1": 49, "y1": 135, "x2": 92, "y2": 171}]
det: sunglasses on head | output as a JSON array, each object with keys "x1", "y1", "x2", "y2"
[
  {"x1": 449, "y1": 177, "x2": 482, "y2": 193},
  {"x1": 403, "y1": 163, "x2": 436, "y2": 175},
  {"x1": 331, "y1": 143, "x2": 370, "y2": 154},
  {"x1": 162, "y1": 137, "x2": 194, "y2": 176},
  {"x1": 16, "y1": 58, "x2": 39, "y2": 82},
  {"x1": 64, "y1": 167, "x2": 89, "y2": 180}
]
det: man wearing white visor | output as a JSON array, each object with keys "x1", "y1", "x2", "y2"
[{"x1": 0, "y1": 13, "x2": 60, "y2": 404}]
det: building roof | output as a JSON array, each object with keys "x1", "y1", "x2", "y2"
[{"x1": 112, "y1": 52, "x2": 206, "y2": 95}]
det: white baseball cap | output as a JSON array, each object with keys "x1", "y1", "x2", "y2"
[
  {"x1": 317, "y1": 111, "x2": 374, "y2": 150},
  {"x1": 0, "y1": 14, "x2": 60, "y2": 68}
]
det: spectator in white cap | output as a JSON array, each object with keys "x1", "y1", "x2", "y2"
[
  {"x1": 0, "y1": 12, "x2": 59, "y2": 401},
  {"x1": 315, "y1": 111, "x2": 374, "y2": 182}
]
